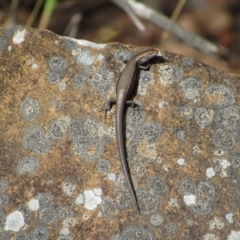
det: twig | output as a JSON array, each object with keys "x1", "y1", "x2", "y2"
[
  {"x1": 161, "y1": 0, "x2": 186, "y2": 40},
  {"x1": 109, "y1": 0, "x2": 145, "y2": 32},
  {"x1": 128, "y1": 0, "x2": 228, "y2": 56}
]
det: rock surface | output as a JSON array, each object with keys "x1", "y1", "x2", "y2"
[{"x1": 0, "y1": 26, "x2": 240, "y2": 239}]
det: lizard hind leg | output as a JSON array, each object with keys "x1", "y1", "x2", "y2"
[
  {"x1": 126, "y1": 100, "x2": 142, "y2": 118},
  {"x1": 100, "y1": 99, "x2": 116, "y2": 118}
]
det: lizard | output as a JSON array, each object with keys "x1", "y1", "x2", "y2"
[{"x1": 105, "y1": 49, "x2": 166, "y2": 214}]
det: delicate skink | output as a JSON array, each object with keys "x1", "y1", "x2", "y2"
[{"x1": 106, "y1": 49, "x2": 165, "y2": 214}]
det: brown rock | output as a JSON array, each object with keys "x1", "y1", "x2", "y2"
[{"x1": 0, "y1": 26, "x2": 240, "y2": 240}]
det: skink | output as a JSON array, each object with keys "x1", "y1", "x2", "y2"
[{"x1": 106, "y1": 49, "x2": 165, "y2": 214}]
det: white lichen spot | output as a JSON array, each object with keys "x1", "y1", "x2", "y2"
[
  {"x1": 93, "y1": 188, "x2": 102, "y2": 196},
  {"x1": 221, "y1": 159, "x2": 230, "y2": 169},
  {"x1": 158, "y1": 101, "x2": 168, "y2": 109},
  {"x1": 168, "y1": 198, "x2": 178, "y2": 207},
  {"x1": 55, "y1": 40, "x2": 59, "y2": 45},
  {"x1": 227, "y1": 230, "x2": 240, "y2": 240},
  {"x1": 162, "y1": 164, "x2": 168, "y2": 172},
  {"x1": 76, "y1": 52, "x2": 95, "y2": 66},
  {"x1": 83, "y1": 189, "x2": 102, "y2": 210},
  {"x1": 107, "y1": 173, "x2": 116, "y2": 181},
  {"x1": 177, "y1": 158, "x2": 185, "y2": 166},
  {"x1": 13, "y1": 29, "x2": 26, "y2": 44},
  {"x1": 62, "y1": 181, "x2": 76, "y2": 196},
  {"x1": 59, "y1": 80, "x2": 66, "y2": 91},
  {"x1": 226, "y1": 213, "x2": 234, "y2": 224},
  {"x1": 28, "y1": 198, "x2": 39, "y2": 211},
  {"x1": 75, "y1": 193, "x2": 84, "y2": 205},
  {"x1": 97, "y1": 54, "x2": 104, "y2": 60},
  {"x1": 8, "y1": 45, "x2": 12, "y2": 51},
  {"x1": 72, "y1": 48, "x2": 82, "y2": 56},
  {"x1": 150, "y1": 214, "x2": 163, "y2": 226},
  {"x1": 62, "y1": 218, "x2": 76, "y2": 228},
  {"x1": 157, "y1": 157, "x2": 163, "y2": 164},
  {"x1": 75, "y1": 39, "x2": 106, "y2": 49},
  {"x1": 209, "y1": 216, "x2": 225, "y2": 230},
  {"x1": 31, "y1": 63, "x2": 38, "y2": 70},
  {"x1": 4, "y1": 211, "x2": 25, "y2": 232},
  {"x1": 59, "y1": 227, "x2": 70, "y2": 236},
  {"x1": 203, "y1": 233, "x2": 219, "y2": 240},
  {"x1": 183, "y1": 194, "x2": 196, "y2": 206},
  {"x1": 206, "y1": 168, "x2": 216, "y2": 178}
]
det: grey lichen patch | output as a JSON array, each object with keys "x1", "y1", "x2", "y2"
[
  {"x1": 115, "y1": 190, "x2": 132, "y2": 210},
  {"x1": 0, "y1": 179, "x2": 9, "y2": 193},
  {"x1": 15, "y1": 231, "x2": 31, "y2": 240},
  {"x1": 133, "y1": 162, "x2": 146, "y2": 177},
  {"x1": 209, "y1": 216, "x2": 225, "y2": 230},
  {"x1": 73, "y1": 136, "x2": 104, "y2": 163},
  {"x1": 214, "y1": 105, "x2": 240, "y2": 132},
  {"x1": 202, "y1": 233, "x2": 219, "y2": 240},
  {"x1": 22, "y1": 125, "x2": 51, "y2": 155},
  {"x1": 148, "y1": 175, "x2": 166, "y2": 195},
  {"x1": 100, "y1": 196, "x2": 117, "y2": 220},
  {"x1": 126, "y1": 105, "x2": 145, "y2": 126},
  {"x1": 138, "y1": 122, "x2": 163, "y2": 144},
  {"x1": 47, "y1": 71, "x2": 62, "y2": 84},
  {"x1": 164, "y1": 222, "x2": 179, "y2": 238},
  {"x1": 17, "y1": 156, "x2": 39, "y2": 175},
  {"x1": 47, "y1": 56, "x2": 67, "y2": 85},
  {"x1": 182, "y1": 56, "x2": 194, "y2": 66},
  {"x1": 0, "y1": 38, "x2": 7, "y2": 52},
  {"x1": 75, "y1": 50, "x2": 95, "y2": 66},
  {"x1": 40, "y1": 207, "x2": 58, "y2": 224},
  {"x1": 39, "y1": 193, "x2": 54, "y2": 207},
  {"x1": 0, "y1": 230, "x2": 10, "y2": 240},
  {"x1": 213, "y1": 129, "x2": 236, "y2": 150},
  {"x1": 180, "y1": 178, "x2": 197, "y2": 195},
  {"x1": 97, "y1": 158, "x2": 111, "y2": 174},
  {"x1": 91, "y1": 65, "x2": 114, "y2": 98},
  {"x1": 57, "y1": 206, "x2": 74, "y2": 220},
  {"x1": 57, "y1": 235, "x2": 74, "y2": 240},
  {"x1": 181, "y1": 179, "x2": 215, "y2": 216},
  {"x1": 62, "y1": 175, "x2": 77, "y2": 196},
  {"x1": 20, "y1": 97, "x2": 40, "y2": 121},
  {"x1": 64, "y1": 37, "x2": 79, "y2": 50},
  {"x1": 30, "y1": 224, "x2": 49, "y2": 240},
  {"x1": 179, "y1": 104, "x2": 195, "y2": 120},
  {"x1": 150, "y1": 213, "x2": 164, "y2": 226},
  {"x1": 0, "y1": 208, "x2": 6, "y2": 227},
  {"x1": 0, "y1": 194, "x2": 8, "y2": 207},
  {"x1": 113, "y1": 225, "x2": 156, "y2": 240},
  {"x1": 176, "y1": 128, "x2": 185, "y2": 142},
  {"x1": 115, "y1": 173, "x2": 138, "y2": 194},
  {"x1": 49, "y1": 56, "x2": 67, "y2": 72},
  {"x1": 73, "y1": 71, "x2": 88, "y2": 87},
  {"x1": 192, "y1": 145, "x2": 202, "y2": 155},
  {"x1": 48, "y1": 115, "x2": 70, "y2": 139},
  {"x1": 138, "y1": 71, "x2": 154, "y2": 95},
  {"x1": 206, "y1": 84, "x2": 235, "y2": 106},
  {"x1": 137, "y1": 189, "x2": 159, "y2": 214},
  {"x1": 180, "y1": 77, "x2": 203, "y2": 100},
  {"x1": 73, "y1": 117, "x2": 105, "y2": 163},
  {"x1": 19, "y1": 205, "x2": 34, "y2": 223},
  {"x1": 229, "y1": 153, "x2": 240, "y2": 169},
  {"x1": 159, "y1": 65, "x2": 183, "y2": 84},
  {"x1": 195, "y1": 107, "x2": 215, "y2": 128}
]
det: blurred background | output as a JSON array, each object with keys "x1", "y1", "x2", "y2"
[{"x1": 1, "y1": 0, "x2": 240, "y2": 73}]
